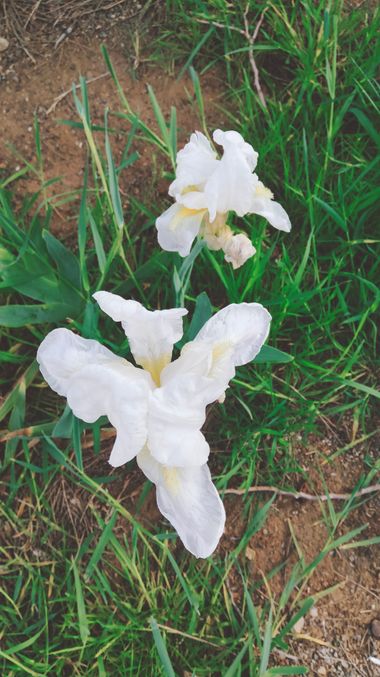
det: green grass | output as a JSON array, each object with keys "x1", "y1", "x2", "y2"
[{"x1": 0, "y1": 0, "x2": 379, "y2": 674}]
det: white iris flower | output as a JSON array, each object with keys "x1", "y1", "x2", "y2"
[
  {"x1": 37, "y1": 291, "x2": 271, "y2": 557},
  {"x1": 156, "y1": 129, "x2": 291, "y2": 266}
]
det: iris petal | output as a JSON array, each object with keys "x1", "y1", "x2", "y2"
[
  {"x1": 137, "y1": 446, "x2": 225, "y2": 558},
  {"x1": 156, "y1": 202, "x2": 206, "y2": 256},
  {"x1": 93, "y1": 291, "x2": 188, "y2": 381},
  {"x1": 249, "y1": 196, "x2": 291, "y2": 232},
  {"x1": 195, "y1": 302, "x2": 271, "y2": 367},
  {"x1": 37, "y1": 328, "x2": 152, "y2": 466}
]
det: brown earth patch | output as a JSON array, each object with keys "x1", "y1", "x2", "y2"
[
  {"x1": 221, "y1": 433, "x2": 380, "y2": 676},
  {"x1": 0, "y1": 20, "x2": 225, "y2": 240},
  {"x1": 0, "y1": 0, "x2": 155, "y2": 65}
]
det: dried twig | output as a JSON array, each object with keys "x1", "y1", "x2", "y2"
[
  {"x1": 24, "y1": 0, "x2": 44, "y2": 29},
  {"x1": 0, "y1": 424, "x2": 116, "y2": 443},
  {"x1": 195, "y1": 17, "x2": 245, "y2": 35},
  {"x1": 3, "y1": 425, "x2": 379, "y2": 505},
  {"x1": 243, "y1": 5, "x2": 267, "y2": 108},
  {"x1": 224, "y1": 484, "x2": 380, "y2": 502},
  {"x1": 46, "y1": 72, "x2": 110, "y2": 115},
  {"x1": 195, "y1": 6, "x2": 267, "y2": 108},
  {"x1": 0, "y1": 0, "x2": 153, "y2": 59},
  {"x1": 103, "y1": 0, "x2": 130, "y2": 9}
]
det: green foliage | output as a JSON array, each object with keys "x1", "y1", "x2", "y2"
[{"x1": 0, "y1": 1, "x2": 379, "y2": 674}]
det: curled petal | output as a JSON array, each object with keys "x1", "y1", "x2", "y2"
[
  {"x1": 148, "y1": 371, "x2": 211, "y2": 467},
  {"x1": 37, "y1": 327, "x2": 115, "y2": 398},
  {"x1": 169, "y1": 131, "x2": 218, "y2": 199},
  {"x1": 137, "y1": 446, "x2": 225, "y2": 558},
  {"x1": 147, "y1": 341, "x2": 235, "y2": 467},
  {"x1": 37, "y1": 328, "x2": 152, "y2": 467},
  {"x1": 250, "y1": 196, "x2": 291, "y2": 232},
  {"x1": 223, "y1": 233, "x2": 256, "y2": 269},
  {"x1": 163, "y1": 339, "x2": 235, "y2": 403},
  {"x1": 213, "y1": 129, "x2": 258, "y2": 171},
  {"x1": 156, "y1": 202, "x2": 205, "y2": 257},
  {"x1": 93, "y1": 292, "x2": 188, "y2": 383},
  {"x1": 195, "y1": 302, "x2": 271, "y2": 367},
  {"x1": 202, "y1": 130, "x2": 259, "y2": 221}
]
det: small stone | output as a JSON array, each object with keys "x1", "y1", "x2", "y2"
[
  {"x1": 310, "y1": 606, "x2": 318, "y2": 618},
  {"x1": 0, "y1": 37, "x2": 9, "y2": 52},
  {"x1": 293, "y1": 616, "x2": 305, "y2": 633},
  {"x1": 245, "y1": 546, "x2": 255, "y2": 561},
  {"x1": 371, "y1": 619, "x2": 380, "y2": 639},
  {"x1": 317, "y1": 667, "x2": 327, "y2": 676}
]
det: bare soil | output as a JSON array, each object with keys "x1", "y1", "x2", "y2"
[
  {"x1": 0, "y1": 14, "x2": 225, "y2": 239},
  {"x1": 223, "y1": 433, "x2": 380, "y2": 676},
  {"x1": 0, "y1": 17, "x2": 379, "y2": 677}
]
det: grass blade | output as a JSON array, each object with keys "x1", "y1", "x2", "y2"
[
  {"x1": 85, "y1": 511, "x2": 118, "y2": 580},
  {"x1": 72, "y1": 558, "x2": 90, "y2": 645},
  {"x1": 149, "y1": 617, "x2": 176, "y2": 677}
]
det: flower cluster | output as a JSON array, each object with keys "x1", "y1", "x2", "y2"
[
  {"x1": 37, "y1": 292, "x2": 271, "y2": 557},
  {"x1": 38, "y1": 127, "x2": 292, "y2": 558},
  {"x1": 156, "y1": 129, "x2": 291, "y2": 268}
]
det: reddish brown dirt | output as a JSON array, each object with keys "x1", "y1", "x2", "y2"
[
  {"x1": 0, "y1": 24, "x2": 225, "y2": 240},
  {"x1": 222, "y1": 434, "x2": 380, "y2": 676}
]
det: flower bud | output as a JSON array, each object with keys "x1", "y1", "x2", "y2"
[{"x1": 223, "y1": 233, "x2": 256, "y2": 269}]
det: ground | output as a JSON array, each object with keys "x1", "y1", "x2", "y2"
[
  {"x1": 1, "y1": 23, "x2": 223, "y2": 236},
  {"x1": 0, "y1": 4, "x2": 379, "y2": 676}
]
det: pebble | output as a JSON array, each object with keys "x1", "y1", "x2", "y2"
[
  {"x1": 0, "y1": 37, "x2": 9, "y2": 52},
  {"x1": 245, "y1": 546, "x2": 255, "y2": 561},
  {"x1": 293, "y1": 616, "x2": 305, "y2": 633},
  {"x1": 371, "y1": 619, "x2": 380, "y2": 639},
  {"x1": 317, "y1": 668, "x2": 327, "y2": 676}
]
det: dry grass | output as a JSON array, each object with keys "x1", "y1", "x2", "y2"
[{"x1": 0, "y1": 0, "x2": 152, "y2": 60}]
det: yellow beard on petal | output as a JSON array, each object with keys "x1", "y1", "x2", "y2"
[
  {"x1": 210, "y1": 341, "x2": 233, "y2": 393},
  {"x1": 161, "y1": 466, "x2": 180, "y2": 495},
  {"x1": 254, "y1": 182, "x2": 274, "y2": 199},
  {"x1": 138, "y1": 353, "x2": 171, "y2": 387},
  {"x1": 170, "y1": 205, "x2": 206, "y2": 231},
  {"x1": 212, "y1": 340, "x2": 233, "y2": 363}
]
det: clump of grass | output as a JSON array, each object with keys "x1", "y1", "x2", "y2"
[{"x1": 0, "y1": 1, "x2": 379, "y2": 674}]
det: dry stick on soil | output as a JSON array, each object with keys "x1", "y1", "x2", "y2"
[
  {"x1": 24, "y1": 0, "x2": 44, "y2": 30},
  {"x1": 243, "y1": 5, "x2": 267, "y2": 109},
  {"x1": 2, "y1": 426, "x2": 379, "y2": 503},
  {"x1": 224, "y1": 484, "x2": 380, "y2": 502},
  {"x1": 196, "y1": 7, "x2": 267, "y2": 108},
  {"x1": 2, "y1": 0, "x2": 36, "y2": 62},
  {"x1": 46, "y1": 72, "x2": 110, "y2": 115}
]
